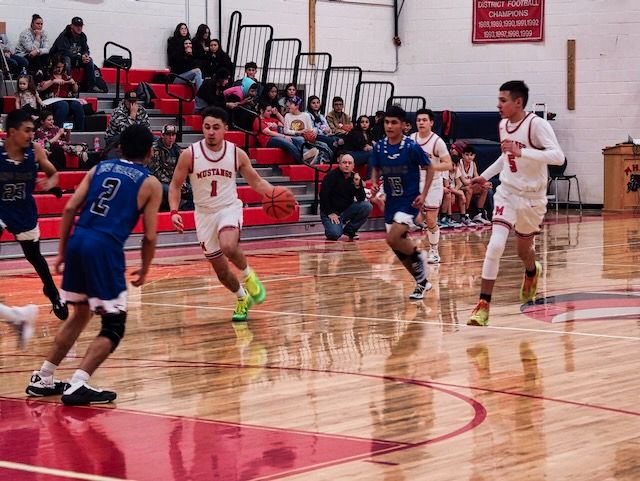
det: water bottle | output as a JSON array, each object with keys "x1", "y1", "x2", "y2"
[{"x1": 93, "y1": 136, "x2": 101, "y2": 151}]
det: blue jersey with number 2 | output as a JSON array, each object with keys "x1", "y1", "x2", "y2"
[
  {"x1": 370, "y1": 137, "x2": 430, "y2": 224},
  {"x1": 76, "y1": 159, "x2": 149, "y2": 246}
]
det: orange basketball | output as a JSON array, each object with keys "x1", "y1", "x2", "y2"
[
  {"x1": 262, "y1": 186, "x2": 297, "y2": 220},
  {"x1": 303, "y1": 130, "x2": 317, "y2": 143}
]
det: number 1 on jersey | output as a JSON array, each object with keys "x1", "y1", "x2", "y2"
[{"x1": 210, "y1": 180, "x2": 217, "y2": 197}]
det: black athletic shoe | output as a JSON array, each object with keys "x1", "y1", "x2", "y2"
[
  {"x1": 45, "y1": 290, "x2": 69, "y2": 321},
  {"x1": 61, "y1": 381, "x2": 117, "y2": 405},
  {"x1": 409, "y1": 279, "x2": 433, "y2": 300},
  {"x1": 26, "y1": 372, "x2": 70, "y2": 396}
]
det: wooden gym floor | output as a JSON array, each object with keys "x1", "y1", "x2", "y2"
[{"x1": 0, "y1": 212, "x2": 638, "y2": 481}]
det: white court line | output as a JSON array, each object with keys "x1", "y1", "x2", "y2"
[
  {"x1": 139, "y1": 301, "x2": 640, "y2": 342},
  {"x1": 0, "y1": 461, "x2": 137, "y2": 481}
]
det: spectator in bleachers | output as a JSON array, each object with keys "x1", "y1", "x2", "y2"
[
  {"x1": 167, "y1": 23, "x2": 190, "y2": 67},
  {"x1": 192, "y1": 24, "x2": 211, "y2": 64},
  {"x1": 34, "y1": 110, "x2": 68, "y2": 169},
  {"x1": 15, "y1": 14, "x2": 50, "y2": 77},
  {"x1": 459, "y1": 145, "x2": 492, "y2": 225},
  {"x1": 242, "y1": 61, "x2": 258, "y2": 82},
  {"x1": 50, "y1": 17, "x2": 102, "y2": 93},
  {"x1": 37, "y1": 57, "x2": 85, "y2": 130},
  {"x1": 306, "y1": 95, "x2": 339, "y2": 149},
  {"x1": 15, "y1": 74, "x2": 44, "y2": 119},
  {"x1": 1, "y1": 32, "x2": 29, "y2": 76},
  {"x1": 105, "y1": 90, "x2": 150, "y2": 146},
  {"x1": 402, "y1": 119, "x2": 414, "y2": 136},
  {"x1": 204, "y1": 39, "x2": 233, "y2": 79},
  {"x1": 255, "y1": 101, "x2": 318, "y2": 164},
  {"x1": 233, "y1": 61, "x2": 263, "y2": 97},
  {"x1": 284, "y1": 96, "x2": 332, "y2": 163},
  {"x1": 149, "y1": 124, "x2": 192, "y2": 211},
  {"x1": 319, "y1": 153, "x2": 372, "y2": 241},
  {"x1": 343, "y1": 114, "x2": 374, "y2": 168},
  {"x1": 370, "y1": 110, "x2": 385, "y2": 142},
  {"x1": 278, "y1": 83, "x2": 298, "y2": 115},
  {"x1": 195, "y1": 67, "x2": 231, "y2": 114},
  {"x1": 260, "y1": 83, "x2": 285, "y2": 123},
  {"x1": 326, "y1": 96, "x2": 353, "y2": 137},
  {"x1": 169, "y1": 38, "x2": 203, "y2": 90}
]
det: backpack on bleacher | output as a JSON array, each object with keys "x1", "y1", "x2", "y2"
[{"x1": 135, "y1": 82, "x2": 156, "y2": 108}]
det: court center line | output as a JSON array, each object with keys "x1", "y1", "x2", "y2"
[
  {"x1": 0, "y1": 460, "x2": 137, "y2": 481},
  {"x1": 138, "y1": 301, "x2": 640, "y2": 342}
]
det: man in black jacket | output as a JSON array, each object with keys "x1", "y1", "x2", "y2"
[
  {"x1": 50, "y1": 17, "x2": 101, "y2": 92},
  {"x1": 320, "y1": 154, "x2": 372, "y2": 241}
]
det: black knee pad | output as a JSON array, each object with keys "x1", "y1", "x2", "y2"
[
  {"x1": 392, "y1": 249, "x2": 408, "y2": 261},
  {"x1": 99, "y1": 311, "x2": 127, "y2": 352}
]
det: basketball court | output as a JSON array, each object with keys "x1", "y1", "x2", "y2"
[{"x1": 0, "y1": 212, "x2": 638, "y2": 480}]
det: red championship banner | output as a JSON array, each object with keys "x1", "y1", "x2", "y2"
[{"x1": 473, "y1": 0, "x2": 544, "y2": 43}]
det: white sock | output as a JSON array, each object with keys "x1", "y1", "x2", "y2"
[
  {"x1": 241, "y1": 266, "x2": 252, "y2": 280},
  {"x1": 39, "y1": 360, "x2": 58, "y2": 378},
  {"x1": 427, "y1": 227, "x2": 440, "y2": 249},
  {"x1": 235, "y1": 286, "x2": 248, "y2": 298},
  {"x1": 71, "y1": 369, "x2": 90, "y2": 384}
]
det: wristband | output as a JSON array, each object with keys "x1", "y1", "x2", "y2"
[{"x1": 170, "y1": 210, "x2": 179, "y2": 216}]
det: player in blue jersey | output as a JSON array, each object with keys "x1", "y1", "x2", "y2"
[
  {"x1": 0, "y1": 110, "x2": 68, "y2": 320},
  {"x1": 26, "y1": 124, "x2": 162, "y2": 405},
  {"x1": 369, "y1": 105, "x2": 435, "y2": 300}
]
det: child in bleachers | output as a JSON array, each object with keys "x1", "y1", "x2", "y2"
[
  {"x1": 34, "y1": 110, "x2": 68, "y2": 169},
  {"x1": 15, "y1": 74, "x2": 44, "y2": 120}
]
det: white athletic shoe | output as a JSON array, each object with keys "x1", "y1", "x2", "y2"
[
  {"x1": 10, "y1": 304, "x2": 38, "y2": 349},
  {"x1": 427, "y1": 249, "x2": 440, "y2": 264}
]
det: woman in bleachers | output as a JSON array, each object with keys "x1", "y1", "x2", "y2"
[
  {"x1": 343, "y1": 115, "x2": 374, "y2": 168},
  {"x1": 260, "y1": 83, "x2": 285, "y2": 123},
  {"x1": 278, "y1": 83, "x2": 298, "y2": 115},
  {"x1": 306, "y1": 95, "x2": 339, "y2": 150},
  {"x1": 167, "y1": 23, "x2": 190, "y2": 71},
  {"x1": 169, "y1": 38, "x2": 203, "y2": 90},
  {"x1": 195, "y1": 68, "x2": 233, "y2": 114},
  {"x1": 37, "y1": 56, "x2": 85, "y2": 130},
  {"x1": 204, "y1": 39, "x2": 233, "y2": 79},
  {"x1": 192, "y1": 24, "x2": 211, "y2": 65},
  {"x1": 15, "y1": 14, "x2": 50, "y2": 77}
]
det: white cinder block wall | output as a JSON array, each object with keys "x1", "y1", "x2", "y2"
[{"x1": 4, "y1": 0, "x2": 640, "y2": 204}]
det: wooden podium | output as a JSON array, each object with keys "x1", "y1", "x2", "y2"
[{"x1": 603, "y1": 144, "x2": 640, "y2": 211}]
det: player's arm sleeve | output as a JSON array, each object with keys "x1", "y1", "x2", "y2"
[
  {"x1": 526, "y1": 118, "x2": 565, "y2": 165},
  {"x1": 479, "y1": 155, "x2": 504, "y2": 181}
]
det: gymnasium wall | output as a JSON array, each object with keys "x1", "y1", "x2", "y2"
[{"x1": 3, "y1": 0, "x2": 640, "y2": 204}]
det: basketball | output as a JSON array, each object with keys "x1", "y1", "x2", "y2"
[
  {"x1": 262, "y1": 186, "x2": 297, "y2": 220},
  {"x1": 303, "y1": 130, "x2": 317, "y2": 143}
]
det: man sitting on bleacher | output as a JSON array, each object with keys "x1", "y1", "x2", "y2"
[
  {"x1": 50, "y1": 17, "x2": 103, "y2": 93},
  {"x1": 148, "y1": 124, "x2": 192, "y2": 211},
  {"x1": 105, "y1": 90, "x2": 150, "y2": 147}
]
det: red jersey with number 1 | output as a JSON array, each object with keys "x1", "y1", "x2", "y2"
[
  {"x1": 497, "y1": 112, "x2": 560, "y2": 199},
  {"x1": 189, "y1": 140, "x2": 239, "y2": 213}
]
